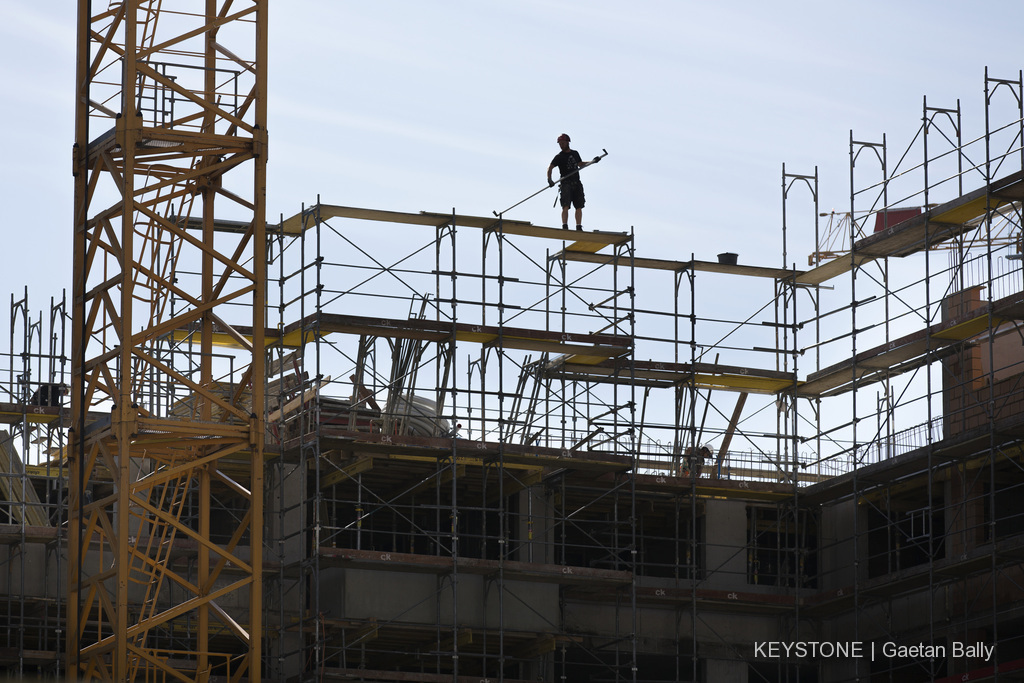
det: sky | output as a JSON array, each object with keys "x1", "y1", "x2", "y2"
[{"x1": 1, "y1": 1, "x2": 1022, "y2": 411}]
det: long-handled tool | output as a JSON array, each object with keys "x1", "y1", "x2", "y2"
[{"x1": 493, "y1": 148, "x2": 608, "y2": 218}]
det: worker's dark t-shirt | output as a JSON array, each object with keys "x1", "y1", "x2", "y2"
[{"x1": 550, "y1": 150, "x2": 584, "y2": 185}]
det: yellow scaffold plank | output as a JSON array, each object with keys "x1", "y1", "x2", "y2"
[
  {"x1": 931, "y1": 314, "x2": 999, "y2": 340},
  {"x1": 795, "y1": 254, "x2": 874, "y2": 286},
  {"x1": 795, "y1": 170, "x2": 1024, "y2": 286},
  {"x1": 280, "y1": 204, "x2": 631, "y2": 251},
  {"x1": 692, "y1": 373, "x2": 797, "y2": 394},
  {"x1": 795, "y1": 297, "x2": 1015, "y2": 398},
  {"x1": 562, "y1": 251, "x2": 803, "y2": 279},
  {"x1": 0, "y1": 409, "x2": 61, "y2": 425},
  {"x1": 541, "y1": 359, "x2": 797, "y2": 394}
]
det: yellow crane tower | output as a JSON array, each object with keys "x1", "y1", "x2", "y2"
[{"x1": 70, "y1": 2, "x2": 267, "y2": 680}]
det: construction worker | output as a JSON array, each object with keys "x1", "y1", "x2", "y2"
[
  {"x1": 547, "y1": 133, "x2": 600, "y2": 230},
  {"x1": 681, "y1": 445, "x2": 710, "y2": 479}
]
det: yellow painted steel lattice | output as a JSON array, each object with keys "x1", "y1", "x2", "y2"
[{"x1": 70, "y1": 2, "x2": 267, "y2": 681}]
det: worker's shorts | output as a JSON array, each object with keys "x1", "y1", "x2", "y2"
[{"x1": 559, "y1": 182, "x2": 585, "y2": 209}]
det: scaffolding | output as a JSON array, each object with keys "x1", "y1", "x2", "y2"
[
  {"x1": 0, "y1": 290, "x2": 67, "y2": 676},
  {"x1": 2, "y1": 62, "x2": 1024, "y2": 682},
  {"x1": 256, "y1": 67, "x2": 1024, "y2": 683},
  {"x1": 257, "y1": 187, "x2": 823, "y2": 681},
  {"x1": 788, "y1": 69, "x2": 1024, "y2": 682},
  {"x1": 264, "y1": 206, "x2": 642, "y2": 681}
]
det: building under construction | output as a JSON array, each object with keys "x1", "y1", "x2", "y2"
[{"x1": 3, "y1": 6, "x2": 1024, "y2": 683}]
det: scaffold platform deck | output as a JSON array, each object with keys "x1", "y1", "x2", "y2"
[{"x1": 796, "y1": 170, "x2": 1024, "y2": 286}]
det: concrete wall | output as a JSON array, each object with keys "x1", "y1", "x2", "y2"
[
  {"x1": 336, "y1": 568, "x2": 559, "y2": 632},
  {"x1": 820, "y1": 498, "x2": 862, "y2": 589},
  {"x1": 703, "y1": 498, "x2": 747, "y2": 589}
]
